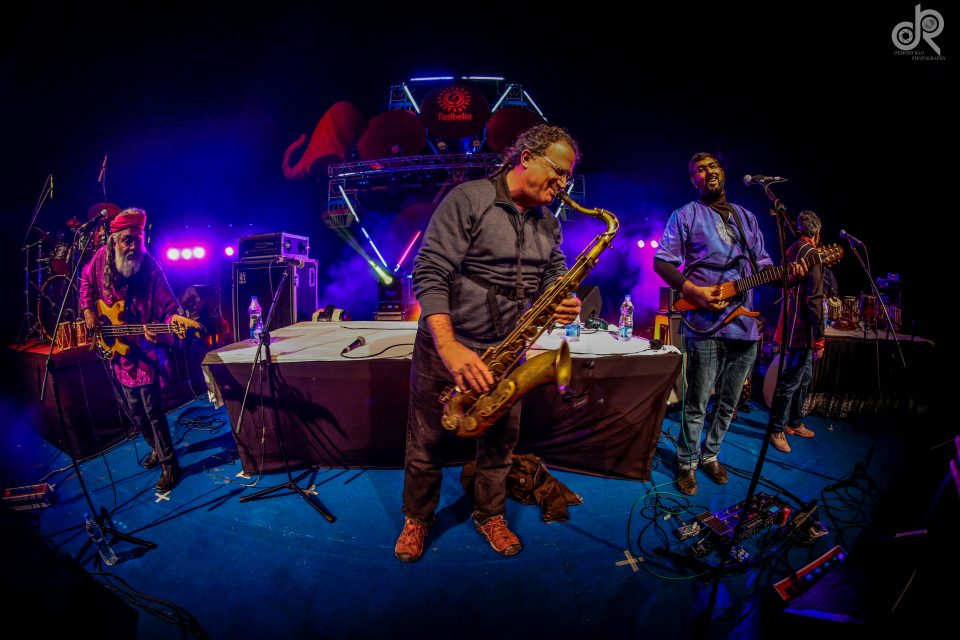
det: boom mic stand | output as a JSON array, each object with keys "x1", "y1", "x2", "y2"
[
  {"x1": 661, "y1": 181, "x2": 810, "y2": 630},
  {"x1": 18, "y1": 175, "x2": 54, "y2": 346},
  {"x1": 236, "y1": 266, "x2": 335, "y2": 522},
  {"x1": 37, "y1": 220, "x2": 155, "y2": 562}
]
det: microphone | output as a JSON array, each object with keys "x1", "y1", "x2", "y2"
[
  {"x1": 839, "y1": 229, "x2": 864, "y2": 246},
  {"x1": 98, "y1": 154, "x2": 108, "y2": 183},
  {"x1": 79, "y1": 210, "x2": 109, "y2": 230},
  {"x1": 743, "y1": 174, "x2": 788, "y2": 186},
  {"x1": 49, "y1": 174, "x2": 54, "y2": 199},
  {"x1": 341, "y1": 336, "x2": 365, "y2": 355}
]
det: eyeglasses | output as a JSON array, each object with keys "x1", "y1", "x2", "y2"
[
  {"x1": 537, "y1": 155, "x2": 573, "y2": 183},
  {"x1": 693, "y1": 162, "x2": 721, "y2": 174}
]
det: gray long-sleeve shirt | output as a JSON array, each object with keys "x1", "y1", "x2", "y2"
[{"x1": 413, "y1": 172, "x2": 568, "y2": 348}]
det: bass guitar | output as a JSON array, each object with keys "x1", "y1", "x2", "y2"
[{"x1": 93, "y1": 299, "x2": 203, "y2": 360}]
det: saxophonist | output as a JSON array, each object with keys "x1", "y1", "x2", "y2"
[{"x1": 395, "y1": 125, "x2": 582, "y2": 562}]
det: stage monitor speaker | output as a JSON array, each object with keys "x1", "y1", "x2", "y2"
[{"x1": 231, "y1": 259, "x2": 317, "y2": 342}]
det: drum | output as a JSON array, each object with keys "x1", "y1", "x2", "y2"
[
  {"x1": 54, "y1": 321, "x2": 75, "y2": 350},
  {"x1": 49, "y1": 240, "x2": 72, "y2": 276},
  {"x1": 37, "y1": 275, "x2": 79, "y2": 340},
  {"x1": 73, "y1": 319, "x2": 90, "y2": 347},
  {"x1": 859, "y1": 295, "x2": 877, "y2": 327},
  {"x1": 879, "y1": 304, "x2": 902, "y2": 331},
  {"x1": 841, "y1": 296, "x2": 859, "y2": 324},
  {"x1": 826, "y1": 296, "x2": 842, "y2": 321}
]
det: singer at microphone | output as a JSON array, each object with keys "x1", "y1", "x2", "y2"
[{"x1": 341, "y1": 336, "x2": 365, "y2": 355}]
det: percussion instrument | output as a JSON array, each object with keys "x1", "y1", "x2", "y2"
[
  {"x1": 841, "y1": 296, "x2": 859, "y2": 325},
  {"x1": 54, "y1": 320, "x2": 90, "y2": 351},
  {"x1": 826, "y1": 296, "x2": 842, "y2": 321},
  {"x1": 859, "y1": 295, "x2": 877, "y2": 327}
]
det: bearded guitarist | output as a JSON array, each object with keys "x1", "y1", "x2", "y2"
[
  {"x1": 653, "y1": 152, "x2": 806, "y2": 497},
  {"x1": 80, "y1": 208, "x2": 180, "y2": 492}
]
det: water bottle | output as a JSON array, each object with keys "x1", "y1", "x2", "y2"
[
  {"x1": 565, "y1": 293, "x2": 582, "y2": 342},
  {"x1": 84, "y1": 512, "x2": 118, "y2": 566},
  {"x1": 248, "y1": 296, "x2": 263, "y2": 343},
  {"x1": 618, "y1": 294, "x2": 634, "y2": 341}
]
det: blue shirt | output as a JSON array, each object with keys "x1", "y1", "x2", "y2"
[{"x1": 655, "y1": 200, "x2": 773, "y2": 340}]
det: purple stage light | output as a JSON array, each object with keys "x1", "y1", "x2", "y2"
[
  {"x1": 166, "y1": 248, "x2": 181, "y2": 261},
  {"x1": 182, "y1": 248, "x2": 193, "y2": 260},
  {"x1": 224, "y1": 246, "x2": 235, "y2": 257},
  {"x1": 193, "y1": 247, "x2": 206, "y2": 259},
  {"x1": 650, "y1": 240, "x2": 659, "y2": 249},
  {"x1": 637, "y1": 240, "x2": 645, "y2": 249}
]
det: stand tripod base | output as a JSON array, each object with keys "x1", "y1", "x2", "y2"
[
  {"x1": 75, "y1": 506, "x2": 157, "y2": 564},
  {"x1": 240, "y1": 467, "x2": 336, "y2": 522}
]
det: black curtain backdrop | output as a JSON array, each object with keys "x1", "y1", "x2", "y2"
[{"x1": 2, "y1": 5, "x2": 951, "y2": 353}]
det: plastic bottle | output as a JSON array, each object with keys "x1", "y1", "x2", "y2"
[
  {"x1": 565, "y1": 293, "x2": 582, "y2": 342},
  {"x1": 248, "y1": 296, "x2": 264, "y2": 343},
  {"x1": 84, "y1": 512, "x2": 118, "y2": 566},
  {"x1": 618, "y1": 294, "x2": 634, "y2": 341}
]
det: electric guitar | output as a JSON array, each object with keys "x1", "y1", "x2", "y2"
[
  {"x1": 93, "y1": 299, "x2": 204, "y2": 360},
  {"x1": 673, "y1": 243, "x2": 844, "y2": 326}
]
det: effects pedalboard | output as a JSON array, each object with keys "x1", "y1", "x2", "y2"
[{"x1": 676, "y1": 492, "x2": 792, "y2": 558}]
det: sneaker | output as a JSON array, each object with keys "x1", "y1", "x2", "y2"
[
  {"x1": 142, "y1": 450, "x2": 160, "y2": 469},
  {"x1": 677, "y1": 468, "x2": 698, "y2": 496},
  {"x1": 395, "y1": 517, "x2": 429, "y2": 563},
  {"x1": 785, "y1": 424, "x2": 815, "y2": 438},
  {"x1": 770, "y1": 432, "x2": 792, "y2": 453},
  {"x1": 700, "y1": 460, "x2": 729, "y2": 484},
  {"x1": 156, "y1": 463, "x2": 179, "y2": 492},
  {"x1": 475, "y1": 515, "x2": 522, "y2": 556}
]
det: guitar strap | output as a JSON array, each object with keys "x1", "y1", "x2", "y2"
[{"x1": 727, "y1": 204, "x2": 760, "y2": 274}]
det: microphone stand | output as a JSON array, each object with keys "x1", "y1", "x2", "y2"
[
  {"x1": 674, "y1": 183, "x2": 806, "y2": 629},
  {"x1": 37, "y1": 220, "x2": 156, "y2": 561},
  {"x1": 18, "y1": 175, "x2": 54, "y2": 346},
  {"x1": 236, "y1": 265, "x2": 335, "y2": 522},
  {"x1": 843, "y1": 237, "x2": 906, "y2": 369}
]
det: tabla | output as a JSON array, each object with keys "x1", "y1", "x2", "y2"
[
  {"x1": 54, "y1": 320, "x2": 90, "y2": 351},
  {"x1": 841, "y1": 296, "x2": 859, "y2": 324},
  {"x1": 879, "y1": 304, "x2": 902, "y2": 331},
  {"x1": 826, "y1": 296, "x2": 842, "y2": 321}
]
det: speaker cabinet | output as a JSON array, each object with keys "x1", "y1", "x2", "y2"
[{"x1": 230, "y1": 259, "x2": 317, "y2": 342}]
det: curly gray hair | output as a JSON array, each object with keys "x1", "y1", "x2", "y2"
[{"x1": 499, "y1": 124, "x2": 580, "y2": 169}]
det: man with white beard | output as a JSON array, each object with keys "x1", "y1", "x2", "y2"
[{"x1": 80, "y1": 208, "x2": 181, "y2": 492}]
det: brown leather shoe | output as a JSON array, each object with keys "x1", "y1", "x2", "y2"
[
  {"x1": 770, "y1": 432, "x2": 792, "y2": 453},
  {"x1": 156, "y1": 463, "x2": 179, "y2": 492},
  {"x1": 700, "y1": 460, "x2": 729, "y2": 484},
  {"x1": 475, "y1": 515, "x2": 522, "y2": 556},
  {"x1": 143, "y1": 450, "x2": 160, "y2": 469},
  {"x1": 785, "y1": 424, "x2": 815, "y2": 438},
  {"x1": 677, "y1": 468, "x2": 698, "y2": 496},
  {"x1": 395, "y1": 517, "x2": 429, "y2": 563}
]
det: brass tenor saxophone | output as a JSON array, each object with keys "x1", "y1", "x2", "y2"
[{"x1": 440, "y1": 192, "x2": 620, "y2": 437}]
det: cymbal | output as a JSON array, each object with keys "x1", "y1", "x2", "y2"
[
  {"x1": 87, "y1": 202, "x2": 121, "y2": 220},
  {"x1": 66, "y1": 217, "x2": 83, "y2": 229}
]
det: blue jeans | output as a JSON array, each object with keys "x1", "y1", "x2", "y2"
[
  {"x1": 401, "y1": 330, "x2": 520, "y2": 525},
  {"x1": 770, "y1": 347, "x2": 813, "y2": 433},
  {"x1": 678, "y1": 337, "x2": 757, "y2": 470}
]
